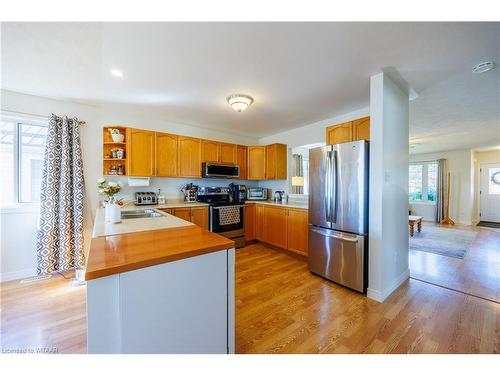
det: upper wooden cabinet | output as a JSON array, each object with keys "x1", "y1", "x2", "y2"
[
  {"x1": 266, "y1": 143, "x2": 287, "y2": 180},
  {"x1": 326, "y1": 121, "x2": 353, "y2": 145},
  {"x1": 352, "y1": 116, "x2": 370, "y2": 141},
  {"x1": 127, "y1": 128, "x2": 155, "y2": 176},
  {"x1": 155, "y1": 132, "x2": 178, "y2": 177},
  {"x1": 201, "y1": 140, "x2": 220, "y2": 163},
  {"x1": 326, "y1": 116, "x2": 370, "y2": 145},
  {"x1": 220, "y1": 143, "x2": 237, "y2": 164},
  {"x1": 178, "y1": 136, "x2": 202, "y2": 178},
  {"x1": 247, "y1": 146, "x2": 266, "y2": 180},
  {"x1": 236, "y1": 145, "x2": 248, "y2": 180}
]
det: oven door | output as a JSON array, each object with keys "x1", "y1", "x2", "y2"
[{"x1": 210, "y1": 205, "x2": 244, "y2": 233}]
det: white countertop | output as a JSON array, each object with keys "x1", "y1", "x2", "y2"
[
  {"x1": 92, "y1": 207, "x2": 194, "y2": 238},
  {"x1": 245, "y1": 200, "x2": 308, "y2": 210}
]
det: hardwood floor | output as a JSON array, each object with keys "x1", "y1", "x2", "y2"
[
  {"x1": 1, "y1": 241, "x2": 498, "y2": 354},
  {"x1": 409, "y1": 223, "x2": 499, "y2": 303},
  {"x1": 236, "y1": 244, "x2": 499, "y2": 354}
]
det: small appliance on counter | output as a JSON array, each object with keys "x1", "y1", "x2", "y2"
[
  {"x1": 247, "y1": 187, "x2": 268, "y2": 201},
  {"x1": 134, "y1": 192, "x2": 158, "y2": 206},
  {"x1": 157, "y1": 189, "x2": 166, "y2": 204},
  {"x1": 273, "y1": 190, "x2": 285, "y2": 203},
  {"x1": 181, "y1": 183, "x2": 198, "y2": 203},
  {"x1": 229, "y1": 183, "x2": 246, "y2": 203}
]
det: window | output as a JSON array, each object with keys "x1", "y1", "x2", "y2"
[
  {"x1": 0, "y1": 115, "x2": 47, "y2": 207},
  {"x1": 409, "y1": 161, "x2": 438, "y2": 203}
]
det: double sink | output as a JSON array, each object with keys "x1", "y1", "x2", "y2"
[{"x1": 121, "y1": 209, "x2": 163, "y2": 220}]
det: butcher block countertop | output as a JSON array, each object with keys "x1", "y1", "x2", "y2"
[{"x1": 85, "y1": 225, "x2": 235, "y2": 281}]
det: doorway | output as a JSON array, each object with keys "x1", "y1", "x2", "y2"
[{"x1": 479, "y1": 162, "x2": 500, "y2": 224}]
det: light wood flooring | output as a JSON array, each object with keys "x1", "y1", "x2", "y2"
[
  {"x1": 1, "y1": 233, "x2": 499, "y2": 354},
  {"x1": 409, "y1": 223, "x2": 499, "y2": 303}
]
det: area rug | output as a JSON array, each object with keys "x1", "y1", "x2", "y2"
[{"x1": 409, "y1": 225, "x2": 477, "y2": 259}]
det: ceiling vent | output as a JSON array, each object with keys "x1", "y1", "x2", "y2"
[{"x1": 472, "y1": 61, "x2": 495, "y2": 74}]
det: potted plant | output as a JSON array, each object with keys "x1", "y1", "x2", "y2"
[
  {"x1": 98, "y1": 178, "x2": 122, "y2": 223},
  {"x1": 108, "y1": 128, "x2": 125, "y2": 143}
]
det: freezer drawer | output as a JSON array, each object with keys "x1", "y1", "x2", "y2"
[{"x1": 308, "y1": 226, "x2": 366, "y2": 293}]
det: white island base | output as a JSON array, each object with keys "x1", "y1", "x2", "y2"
[{"x1": 87, "y1": 248, "x2": 235, "y2": 354}]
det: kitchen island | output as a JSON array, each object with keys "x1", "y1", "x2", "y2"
[{"x1": 85, "y1": 207, "x2": 235, "y2": 354}]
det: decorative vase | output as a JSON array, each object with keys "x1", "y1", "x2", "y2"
[
  {"x1": 111, "y1": 133, "x2": 125, "y2": 143},
  {"x1": 105, "y1": 202, "x2": 121, "y2": 223}
]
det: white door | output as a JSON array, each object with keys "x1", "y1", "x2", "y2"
[{"x1": 480, "y1": 163, "x2": 500, "y2": 222}]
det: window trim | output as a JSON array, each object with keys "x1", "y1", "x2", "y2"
[
  {"x1": 1, "y1": 111, "x2": 48, "y2": 210},
  {"x1": 409, "y1": 160, "x2": 438, "y2": 205}
]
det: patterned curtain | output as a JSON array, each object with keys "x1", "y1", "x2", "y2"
[
  {"x1": 36, "y1": 114, "x2": 85, "y2": 275},
  {"x1": 435, "y1": 158, "x2": 446, "y2": 223},
  {"x1": 292, "y1": 154, "x2": 303, "y2": 194}
]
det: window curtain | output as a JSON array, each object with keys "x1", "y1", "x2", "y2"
[
  {"x1": 292, "y1": 154, "x2": 303, "y2": 194},
  {"x1": 435, "y1": 158, "x2": 446, "y2": 223},
  {"x1": 36, "y1": 114, "x2": 86, "y2": 275}
]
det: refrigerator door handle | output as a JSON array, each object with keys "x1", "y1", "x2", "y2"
[
  {"x1": 325, "y1": 150, "x2": 332, "y2": 223},
  {"x1": 330, "y1": 149, "x2": 338, "y2": 223},
  {"x1": 310, "y1": 227, "x2": 359, "y2": 243}
]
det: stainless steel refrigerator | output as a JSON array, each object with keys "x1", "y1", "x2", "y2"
[{"x1": 308, "y1": 140, "x2": 369, "y2": 293}]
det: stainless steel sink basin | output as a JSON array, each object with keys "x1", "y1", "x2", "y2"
[{"x1": 121, "y1": 209, "x2": 163, "y2": 219}]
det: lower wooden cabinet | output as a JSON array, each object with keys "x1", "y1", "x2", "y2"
[
  {"x1": 191, "y1": 207, "x2": 209, "y2": 229},
  {"x1": 244, "y1": 204, "x2": 256, "y2": 241},
  {"x1": 159, "y1": 206, "x2": 209, "y2": 229},
  {"x1": 286, "y1": 209, "x2": 308, "y2": 255},
  {"x1": 263, "y1": 205, "x2": 288, "y2": 249},
  {"x1": 244, "y1": 203, "x2": 308, "y2": 256}
]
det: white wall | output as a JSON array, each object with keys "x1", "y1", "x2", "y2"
[
  {"x1": 472, "y1": 149, "x2": 500, "y2": 223},
  {"x1": 368, "y1": 72, "x2": 409, "y2": 303},
  {"x1": 257, "y1": 107, "x2": 369, "y2": 195},
  {"x1": 0, "y1": 89, "x2": 259, "y2": 281},
  {"x1": 409, "y1": 149, "x2": 474, "y2": 224}
]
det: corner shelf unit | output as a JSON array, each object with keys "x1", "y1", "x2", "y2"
[{"x1": 103, "y1": 126, "x2": 128, "y2": 176}]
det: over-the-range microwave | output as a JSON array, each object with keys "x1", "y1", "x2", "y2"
[{"x1": 202, "y1": 162, "x2": 240, "y2": 179}]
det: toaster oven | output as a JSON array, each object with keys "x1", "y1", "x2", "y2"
[{"x1": 246, "y1": 187, "x2": 268, "y2": 201}]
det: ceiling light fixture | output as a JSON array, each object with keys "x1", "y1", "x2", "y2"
[
  {"x1": 472, "y1": 61, "x2": 495, "y2": 74},
  {"x1": 226, "y1": 94, "x2": 254, "y2": 112},
  {"x1": 110, "y1": 69, "x2": 124, "y2": 78}
]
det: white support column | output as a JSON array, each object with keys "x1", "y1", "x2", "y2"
[{"x1": 368, "y1": 72, "x2": 410, "y2": 302}]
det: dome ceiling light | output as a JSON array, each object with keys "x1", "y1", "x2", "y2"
[
  {"x1": 226, "y1": 94, "x2": 254, "y2": 112},
  {"x1": 472, "y1": 61, "x2": 495, "y2": 74}
]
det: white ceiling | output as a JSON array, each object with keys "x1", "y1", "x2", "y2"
[{"x1": 1, "y1": 22, "x2": 499, "y2": 151}]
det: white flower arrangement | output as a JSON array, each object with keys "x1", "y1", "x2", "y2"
[{"x1": 97, "y1": 178, "x2": 121, "y2": 202}]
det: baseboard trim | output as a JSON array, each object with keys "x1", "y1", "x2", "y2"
[
  {"x1": 0, "y1": 268, "x2": 37, "y2": 283},
  {"x1": 367, "y1": 268, "x2": 410, "y2": 303}
]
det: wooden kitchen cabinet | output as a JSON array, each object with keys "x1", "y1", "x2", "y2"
[
  {"x1": 220, "y1": 143, "x2": 237, "y2": 164},
  {"x1": 265, "y1": 143, "x2": 287, "y2": 180},
  {"x1": 263, "y1": 205, "x2": 288, "y2": 249},
  {"x1": 201, "y1": 140, "x2": 220, "y2": 163},
  {"x1": 326, "y1": 121, "x2": 353, "y2": 145},
  {"x1": 173, "y1": 208, "x2": 192, "y2": 221},
  {"x1": 255, "y1": 204, "x2": 265, "y2": 241},
  {"x1": 178, "y1": 136, "x2": 202, "y2": 178},
  {"x1": 172, "y1": 207, "x2": 208, "y2": 229},
  {"x1": 287, "y1": 208, "x2": 309, "y2": 255},
  {"x1": 353, "y1": 116, "x2": 370, "y2": 141},
  {"x1": 155, "y1": 132, "x2": 178, "y2": 177},
  {"x1": 158, "y1": 208, "x2": 174, "y2": 215},
  {"x1": 236, "y1": 145, "x2": 248, "y2": 180},
  {"x1": 191, "y1": 207, "x2": 209, "y2": 229},
  {"x1": 247, "y1": 146, "x2": 266, "y2": 180},
  {"x1": 126, "y1": 128, "x2": 155, "y2": 176},
  {"x1": 244, "y1": 203, "x2": 256, "y2": 241}
]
